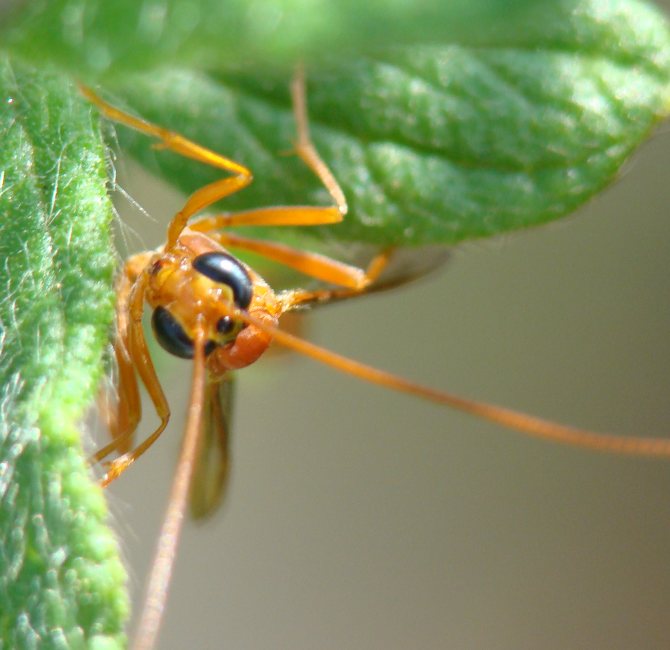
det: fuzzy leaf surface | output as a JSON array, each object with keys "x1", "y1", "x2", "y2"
[{"x1": 0, "y1": 56, "x2": 128, "y2": 650}]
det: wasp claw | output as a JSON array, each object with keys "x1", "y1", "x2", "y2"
[{"x1": 99, "y1": 453, "x2": 134, "y2": 487}]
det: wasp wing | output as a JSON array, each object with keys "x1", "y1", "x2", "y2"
[
  {"x1": 290, "y1": 244, "x2": 451, "y2": 309},
  {"x1": 338, "y1": 244, "x2": 450, "y2": 302},
  {"x1": 189, "y1": 373, "x2": 235, "y2": 520}
]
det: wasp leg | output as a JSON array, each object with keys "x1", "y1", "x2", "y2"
[
  {"x1": 189, "y1": 203, "x2": 343, "y2": 231},
  {"x1": 205, "y1": 230, "x2": 372, "y2": 289},
  {"x1": 290, "y1": 64, "x2": 347, "y2": 214},
  {"x1": 284, "y1": 248, "x2": 395, "y2": 307},
  {"x1": 80, "y1": 84, "x2": 253, "y2": 247},
  {"x1": 205, "y1": 229, "x2": 394, "y2": 305},
  {"x1": 100, "y1": 272, "x2": 171, "y2": 486},
  {"x1": 188, "y1": 64, "x2": 347, "y2": 234},
  {"x1": 94, "y1": 331, "x2": 141, "y2": 461},
  {"x1": 93, "y1": 253, "x2": 154, "y2": 463}
]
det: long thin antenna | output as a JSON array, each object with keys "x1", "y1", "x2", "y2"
[
  {"x1": 132, "y1": 330, "x2": 209, "y2": 650},
  {"x1": 232, "y1": 306, "x2": 670, "y2": 458}
]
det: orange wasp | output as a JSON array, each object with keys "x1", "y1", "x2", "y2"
[{"x1": 82, "y1": 70, "x2": 670, "y2": 650}]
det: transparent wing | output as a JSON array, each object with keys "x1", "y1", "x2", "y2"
[
  {"x1": 242, "y1": 236, "x2": 450, "y2": 295},
  {"x1": 189, "y1": 373, "x2": 235, "y2": 520},
  {"x1": 332, "y1": 243, "x2": 450, "y2": 302},
  {"x1": 292, "y1": 243, "x2": 451, "y2": 309}
]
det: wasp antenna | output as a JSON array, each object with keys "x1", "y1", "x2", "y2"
[
  {"x1": 231, "y1": 307, "x2": 670, "y2": 458},
  {"x1": 133, "y1": 329, "x2": 209, "y2": 650}
]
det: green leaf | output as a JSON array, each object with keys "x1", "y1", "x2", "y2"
[
  {"x1": 0, "y1": 57, "x2": 128, "y2": 649},
  {"x1": 105, "y1": 0, "x2": 670, "y2": 246},
  {"x1": 0, "y1": 0, "x2": 538, "y2": 77}
]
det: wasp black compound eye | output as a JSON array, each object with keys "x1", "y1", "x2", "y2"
[
  {"x1": 192, "y1": 252, "x2": 253, "y2": 309},
  {"x1": 152, "y1": 307, "x2": 217, "y2": 359}
]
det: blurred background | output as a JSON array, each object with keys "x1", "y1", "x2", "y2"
[{"x1": 100, "y1": 26, "x2": 670, "y2": 650}]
